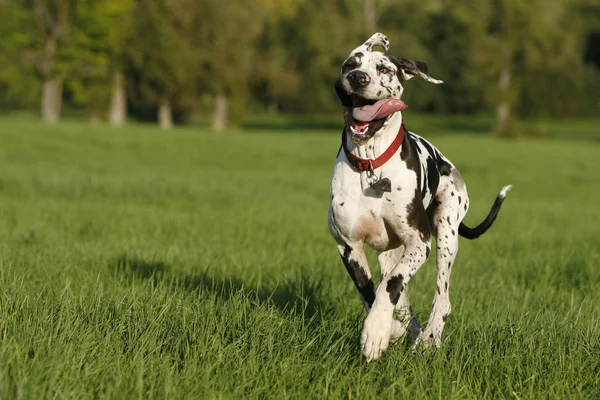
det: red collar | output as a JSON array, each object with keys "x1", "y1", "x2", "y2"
[{"x1": 342, "y1": 122, "x2": 406, "y2": 172}]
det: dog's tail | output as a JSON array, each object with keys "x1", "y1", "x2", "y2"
[{"x1": 458, "y1": 185, "x2": 512, "y2": 240}]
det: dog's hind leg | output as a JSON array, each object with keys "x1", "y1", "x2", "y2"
[
  {"x1": 336, "y1": 243, "x2": 376, "y2": 311},
  {"x1": 422, "y1": 178, "x2": 469, "y2": 347},
  {"x1": 378, "y1": 248, "x2": 422, "y2": 345}
]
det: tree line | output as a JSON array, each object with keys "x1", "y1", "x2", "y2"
[{"x1": 0, "y1": 0, "x2": 598, "y2": 135}]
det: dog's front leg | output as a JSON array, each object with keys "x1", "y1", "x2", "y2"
[
  {"x1": 378, "y1": 248, "x2": 423, "y2": 345},
  {"x1": 362, "y1": 235, "x2": 430, "y2": 361},
  {"x1": 335, "y1": 243, "x2": 376, "y2": 311}
]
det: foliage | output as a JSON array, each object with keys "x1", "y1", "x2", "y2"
[
  {"x1": 0, "y1": 0, "x2": 598, "y2": 126},
  {"x1": 0, "y1": 117, "x2": 599, "y2": 397}
]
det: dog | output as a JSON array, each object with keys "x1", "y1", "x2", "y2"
[{"x1": 328, "y1": 33, "x2": 511, "y2": 361}]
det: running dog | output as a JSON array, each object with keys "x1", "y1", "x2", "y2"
[{"x1": 328, "y1": 33, "x2": 511, "y2": 361}]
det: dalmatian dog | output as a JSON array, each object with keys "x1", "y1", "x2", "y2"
[{"x1": 328, "y1": 33, "x2": 511, "y2": 361}]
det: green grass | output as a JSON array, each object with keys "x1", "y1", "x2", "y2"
[{"x1": 0, "y1": 116, "x2": 599, "y2": 399}]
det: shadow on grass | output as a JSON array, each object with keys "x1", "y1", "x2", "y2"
[{"x1": 110, "y1": 254, "x2": 333, "y2": 321}]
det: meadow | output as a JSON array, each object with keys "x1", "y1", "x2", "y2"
[{"x1": 0, "y1": 115, "x2": 599, "y2": 399}]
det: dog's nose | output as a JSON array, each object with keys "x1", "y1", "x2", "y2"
[{"x1": 347, "y1": 71, "x2": 370, "y2": 89}]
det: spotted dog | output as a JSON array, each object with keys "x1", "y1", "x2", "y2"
[{"x1": 328, "y1": 33, "x2": 511, "y2": 361}]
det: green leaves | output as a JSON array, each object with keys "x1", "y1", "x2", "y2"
[{"x1": 0, "y1": 0, "x2": 598, "y2": 127}]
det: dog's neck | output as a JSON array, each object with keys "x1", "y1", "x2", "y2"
[{"x1": 345, "y1": 112, "x2": 404, "y2": 162}]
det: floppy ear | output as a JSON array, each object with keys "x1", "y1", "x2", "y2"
[
  {"x1": 351, "y1": 32, "x2": 390, "y2": 54},
  {"x1": 390, "y1": 56, "x2": 443, "y2": 84}
]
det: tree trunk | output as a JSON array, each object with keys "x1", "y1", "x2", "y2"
[
  {"x1": 108, "y1": 70, "x2": 127, "y2": 126},
  {"x1": 495, "y1": 55, "x2": 511, "y2": 136},
  {"x1": 212, "y1": 92, "x2": 228, "y2": 131},
  {"x1": 364, "y1": 0, "x2": 377, "y2": 33},
  {"x1": 158, "y1": 97, "x2": 173, "y2": 129},
  {"x1": 41, "y1": 77, "x2": 63, "y2": 123}
]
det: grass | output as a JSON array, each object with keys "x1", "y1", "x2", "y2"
[{"x1": 0, "y1": 115, "x2": 599, "y2": 399}]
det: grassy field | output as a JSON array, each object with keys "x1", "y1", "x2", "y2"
[{"x1": 0, "y1": 116, "x2": 599, "y2": 399}]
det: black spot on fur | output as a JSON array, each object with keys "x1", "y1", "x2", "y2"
[
  {"x1": 426, "y1": 197, "x2": 440, "y2": 224},
  {"x1": 339, "y1": 202, "x2": 344, "y2": 207},
  {"x1": 377, "y1": 90, "x2": 382, "y2": 96},
  {"x1": 406, "y1": 188, "x2": 431, "y2": 242},
  {"x1": 341, "y1": 246, "x2": 375, "y2": 307},
  {"x1": 451, "y1": 192, "x2": 455, "y2": 196},
  {"x1": 425, "y1": 246, "x2": 431, "y2": 259},
  {"x1": 458, "y1": 196, "x2": 462, "y2": 205},
  {"x1": 386, "y1": 274, "x2": 404, "y2": 305},
  {"x1": 442, "y1": 313, "x2": 449, "y2": 322},
  {"x1": 445, "y1": 281, "x2": 448, "y2": 291},
  {"x1": 417, "y1": 136, "x2": 437, "y2": 158},
  {"x1": 401, "y1": 133, "x2": 421, "y2": 190},
  {"x1": 425, "y1": 156, "x2": 440, "y2": 199},
  {"x1": 437, "y1": 285, "x2": 441, "y2": 295},
  {"x1": 437, "y1": 159, "x2": 452, "y2": 176},
  {"x1": 451, "y1": 229, "x2": 455, "y2": 236}
]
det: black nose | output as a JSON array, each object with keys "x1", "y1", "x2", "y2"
[{"x1": 346, "y1": 70, "x2": 370, "y2": 89}]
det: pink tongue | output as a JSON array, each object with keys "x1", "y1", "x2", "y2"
[{"x1": 352, "y1": 99, "x2": 407, "y2": 122}]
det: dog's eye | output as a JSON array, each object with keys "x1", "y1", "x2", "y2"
[
  {"x1": 379, "y1": 67, "x2": 390, "y2": 74},
  {"x1": 342, "y1": 63, "x2": 356, "y2": 73}
]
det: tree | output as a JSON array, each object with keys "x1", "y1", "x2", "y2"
[
  {"x1": 250, "y1": 0, "x2": 305, "y2": 114},
  {"x1": 103, "y1": 1, "x2": 134, "y2": 125},
  {"x1": 0, "y1": 1, "x2": 41, "y2": 111},
  {"x1": 71, "y1": 0, "x2": 133, "y2": 124},
  {"x1": 195, "y1": 0, "x2": 265, "y2": 130},
  {"x1": 476, "y1": 0, "x2": 591, "y2": 136},
  {"x1": 125, "y1": 0, "x2": 198, "y2": 129},
  {"x1": 32, "y1": 0, "x2": 71, "y2": 123}
]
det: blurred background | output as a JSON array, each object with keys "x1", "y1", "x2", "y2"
[{"x1": 0, "y1": 0, "x2": 598, "y2": 135}]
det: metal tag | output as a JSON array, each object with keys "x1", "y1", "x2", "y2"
[{"x1": 370, "y1": 177, "x2": 392, "y2": 192}]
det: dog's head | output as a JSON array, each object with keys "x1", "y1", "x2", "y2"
[{"x1": 335, "y1": 33, "x2": 442, "y2": 143}]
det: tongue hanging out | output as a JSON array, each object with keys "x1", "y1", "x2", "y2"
[
  {"x1": 352, "y1": 98, "x2": 407, "y2": 122},
  {"x1": 344, "y1": 98, "x2": 408, "y2": 139}
]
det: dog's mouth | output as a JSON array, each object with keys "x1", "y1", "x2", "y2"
[
  {"x1": 350, "y1": 94, "x2": 377, "y2": 108},
  {"x1": 344, "y1": 95, "x2": 408, "y2": 144}
]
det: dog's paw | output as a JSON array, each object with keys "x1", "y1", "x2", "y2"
[
  {"x1": 361, "y1": 310, "x2": 392, "y2": 362},
  {"x1": 389, "y1": 319, "x2": 407, "y2": 344},
  {"x1": 419, "y1": 329, "x2": 442, "y2": 349},
  {"x1": 407, "y1": 318, "x2": 423, "y2": 351}
]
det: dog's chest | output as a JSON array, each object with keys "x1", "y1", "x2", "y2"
[{"x1": 329, "y1": 156, "x2": 418, "y2": 251}]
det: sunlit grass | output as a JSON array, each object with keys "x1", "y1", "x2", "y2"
[{"x1": 0, "y1": 117, "x2": 599, "y2": 398}]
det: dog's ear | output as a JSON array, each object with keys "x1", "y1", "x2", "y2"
[
  {"x1": 334, "y1": 76, "x2": 353, "y2": 107},
  {"x1": 351, "y1": 32, "x2": 390, "y2": 54},
  {"x1": 389, "y1": 56, "x2": 443, "y2": 84}
]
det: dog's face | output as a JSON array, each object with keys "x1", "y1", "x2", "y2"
[
  {"x1": 335, "y1": 33, "x2": 442, "y2": 143},
  {"x1": 336, "y1": 47, "x2": 404, "y2": 105}
]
